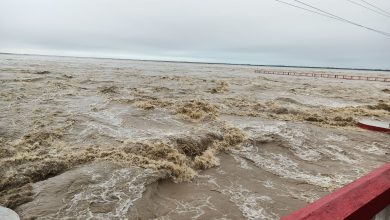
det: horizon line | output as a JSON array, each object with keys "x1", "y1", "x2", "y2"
[{"x1": 1, "y1": 52, "x2": 389, "y2": 72}]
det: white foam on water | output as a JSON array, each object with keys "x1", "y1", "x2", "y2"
[
  {"x1": 232, "y1": 154, "x2": 253, "y2": 170},
  {"x1": 324, "y1": 134, "x2": 348, "y2": 142},
  {"x1": 216, "y1": 167, "x2": 227, "y2": 175},
  {"x1": 256, "y1": 179, "x2": 274, "y2": 189},
  {"x1": 196, "y1": 174, "x2": 220, "y2": 188},
  {"x1": 285, "y1": 189, "x2": 320, "y2": 203},
  {"x1": 294, "y1": 96, "x2": 354, "y2": 108},
  {"x1": 221, "y1": 184, "x2": 277, "y2": 220},
  {"x1": 80, "y1": 121, "x2": 138, "y2": 138},
  {"x1": 87, "y1": 107, "x2": 126, "y2": 127},
  {"x1": 320, "y1": 144, "x2": 357, "y2": 164},
  {"x1": 49, "y1": 167, "x2": 157, "y2": 220},
  {"x1": 248, "y1": 122, "x2": 360, "y2": 164},
  {"x1": 275, "y1": 125, "x2": 323, "y2": 162},
  {"x1": 355, "y1": 142, "x2": 388, "y2": 156},
  {"x1": 233, "y1": 145, "x2": 351, "y2": 189},
  {"x1": 240, "y1": 121, "x2": 323, "y2": 162},
  {"x1": 165, "y1": 196, "x2": 218, "y2": 220}
]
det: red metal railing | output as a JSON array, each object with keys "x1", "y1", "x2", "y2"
[
  {"x1": 281, "y1": 162, "x2": 390, "y2": 220},
  {"x1": 254, "y1": 70, "x2": 390, "y2": 82}
]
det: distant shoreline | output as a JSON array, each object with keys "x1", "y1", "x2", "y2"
[{"x1": 1, "y1": 52, "x2": 389, "y2": 72}]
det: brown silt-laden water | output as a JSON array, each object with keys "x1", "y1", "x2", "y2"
[{"x1": 0, "y1": 54, "x2": 389, "y2": 219}]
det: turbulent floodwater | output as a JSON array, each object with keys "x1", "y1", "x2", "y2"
[{"x1": 0, "y1": 54, "x2": 389, "y2": 220}]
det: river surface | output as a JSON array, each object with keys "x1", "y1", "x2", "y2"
[{"x1": 0, "y1": 54, "x2": 389, "y2": 219}]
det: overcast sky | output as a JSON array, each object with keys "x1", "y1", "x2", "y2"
[{"x1": 1, "y1": 0, "x2": 389, "y2": 69}]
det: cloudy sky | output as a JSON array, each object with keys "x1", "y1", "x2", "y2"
[{"x1": 1, "y1": 0, "x2": 389, "y2": 69}]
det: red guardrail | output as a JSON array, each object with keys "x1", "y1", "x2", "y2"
[
  {"x1": 281, "y1": 162, "x2": 390, "y2": 220},
  {"x1": 254, "y1": 70, "x2": 390, "y2": 82}
]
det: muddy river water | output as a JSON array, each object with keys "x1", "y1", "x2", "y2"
[{"x1": 0, "y1": 54, "x2": 389, "y2": 219}]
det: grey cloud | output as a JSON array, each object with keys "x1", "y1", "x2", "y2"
[{"x1": 0, "y1": 0, "x2": 389, "y2": 69}]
